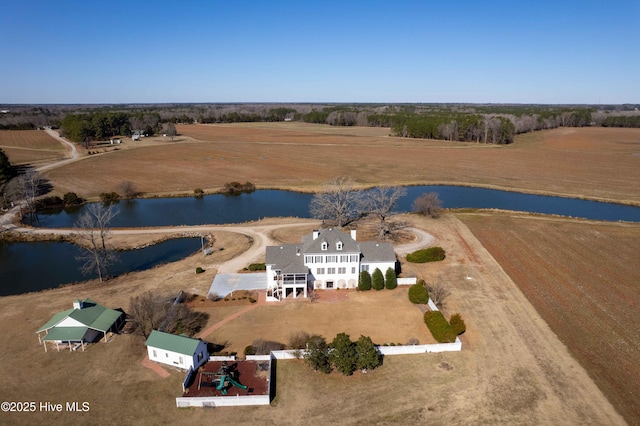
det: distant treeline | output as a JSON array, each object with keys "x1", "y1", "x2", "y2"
[{"x1": 2, "y1": 103, "x2": 640, "y2": 145}]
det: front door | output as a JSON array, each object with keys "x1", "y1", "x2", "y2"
[{"x1": 326, "y1": 281, "x2": 334, "y2": 289}]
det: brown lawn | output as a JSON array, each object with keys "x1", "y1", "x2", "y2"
[
  {"x1": 0, "y1": 130, "x2": 67, "y2": 165},
  {"x1": 0, "y1": 216, "x2": 626, "y2": 425},
  {"x1": 460, "y1": 212, "x2": 640, "y2": 424},
  {"x1": 31, "y1": 124, "x2": 640, "y2": 204}
]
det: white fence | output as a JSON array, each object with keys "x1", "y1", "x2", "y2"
[
  {"x1": 176, "y1": 395, "x2": 270, "y2": 408},
  {"x1": 377, "y1": 338, "x2": 462, "y2": 355},
  {"x1": 209, "y1": 355, "x2": 236, "y2": 361},
  {"x1": 397, "y1": 277, "x2": 418, "y2": 286}
]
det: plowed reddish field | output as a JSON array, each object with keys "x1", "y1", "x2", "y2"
[{"x1": 460, "y1": 213, "x2": 640, "y2": 424}]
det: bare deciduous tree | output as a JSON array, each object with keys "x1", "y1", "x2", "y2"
[
  {"x1": 117, "y1": 180, "x2": 138, "y2": 199},
  {"x1": 309, "y1": 177, "x2": 363, "y2": 227},
  {"x1": 427, "y1": 282, "x2": 451, "y2": 308},
  {"x1": 74, "y1": 203, "x2": 119, "y2": 282},
  {"x1": 162, "y1": 123, "x2": 177, "y2": 141},
  {"x1": 412, "y1": 192, "x2": 442, "y2": 218},
  {"x1": 10, "y1": 170, "x2": 44, "y2": 222},
  {"x1": 362, "y1": 186, "x2": 407, "y2": 240}
]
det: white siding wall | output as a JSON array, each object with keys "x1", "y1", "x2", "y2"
[
  {"x1": 305, "y1": 252, "x2": 360, "y2": 289},
  {"x1": 147, "y1": 341, "x2": 208, "y2": 371}
]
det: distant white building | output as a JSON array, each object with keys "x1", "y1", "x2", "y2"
[
  {"x1": 265, "y1": 228, "x2": 396, "y2": 300},
  {"x1": 145, "y1": 330, "x2": 209, "y2": 371}
]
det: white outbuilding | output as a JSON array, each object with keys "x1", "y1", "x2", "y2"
[{"x1": 145, "y1": 330, "x2": 209, "y2": 371}]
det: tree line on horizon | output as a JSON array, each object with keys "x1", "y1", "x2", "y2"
[{"x1": 2, "y1": 103, "x2": 639, "y2": 144}]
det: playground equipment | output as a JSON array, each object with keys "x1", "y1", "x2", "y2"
[{"x1": 198, "y1": 362, "x2": 248, "y2": 395}]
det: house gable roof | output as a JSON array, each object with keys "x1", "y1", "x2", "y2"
[
  {"x1": 359, "y1": 241, "x2": 396, "y2": 263},
  {"x1": 36, "y1": 299, "x2": 123, "y2": 334},
  {"x1": 145, "y1": 330, "x2": 203, "y2": 356},
  {"x1": 302, "y1": 228, "x2": 359, "y2": 254}
]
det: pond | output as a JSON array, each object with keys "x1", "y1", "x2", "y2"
[
  {"x1": 29, "y1": 186, "x2": 640, "y2": 227},
  {"x1": 0, "y1": 238, "x2": 201, "y2": 296}
]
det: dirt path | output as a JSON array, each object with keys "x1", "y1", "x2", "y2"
[{"x1": 36, "y1": 129, "x2": 79, "y2": 172}]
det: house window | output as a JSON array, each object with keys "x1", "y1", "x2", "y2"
[
  {"x1": 153, "y1": 350, "x2": 157, "y2": 358},
  {"x1": 317, "y1": 268, "x2": 325, "y2": 275},
  {"x1": 350, "y1": 255, "x2": 359, "y2": 262},
  {"x1": 351, "y1": 267, "x2": 356, "y2": 273},
  {"x1": 166, "y1": 352, "x2": 169, "y2": 357},
  {"x1": 179, "y1": 356, "x2": 184, "y2": 364},
  {"x1": 327, "y1": 267, "x2": 336, "y2": 274},
  {"x1": 305, "y1": 256, "x2": 313, "y2": 264},
  {"x1": 314, "y1": 256, "x2": 323, "y2": 263},
  {"x1": 340, "y1": 255, "x2": 349, "y2": 263},
  {"x1": 336, "y1": 241, "x2": 343, "y2": 250},
  {"x1": 361, "y1": 265, "x2": 369, "y2": 272},
  {"x1": 326, "y1": 255, "x2": 337, "y2": 263},
  {"x1": 338, "y1": 267, "x2": 346, "y2": 274},
  {"x1": 321, "y1": 241, "x2": 328, "y2": 250}
]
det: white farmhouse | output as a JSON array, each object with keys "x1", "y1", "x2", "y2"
[
  {"x1": 265, "y1": 228, "x2": 396, "y2": 300},
  {"x1": 145, "y1": 330, "x2": 209, "y2": 371}
]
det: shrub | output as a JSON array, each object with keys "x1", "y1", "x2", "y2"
[
  {"x1": 222, "y1": 181, "x2": 256, "y2": 195},
  {"x1": 244, "y1": 345, "x2": 256, "y2": 356},
  {"x1": 99, "y1": 191, "x2": 120, "y2": 204},
  {"x1": 63, "y1": 192, "x2": 84, "y2": 206},
  {"x1": 252, "y1": 339, "x2": 284, "y2": 355},
  {"x1": 408, "y1": 282, "x2": 429, "y2": 304},
  {"x1": 450, "y1": 313, "x2": 466, "y2": 335},
  {"x1": 195, "y1": 267, "x2": 204, "y2": 274},
  {"x1": 358, "y1": 270, "x2": 372, "y2": 291},
  {"x1": 384, "y1": 267, "x2": 397, "y2": 289},
  {"x1": 406, "y1": 247, "x2": 446, "y2": 263},
  {"x1": 36, "y1": 196, "x2": 64, "y2": 210},
  {"x1": 424, "y1": 311, "x2": 457, "y2": 343},
  {"x1": 194, "y1": 188, "x2": 204, "y2": 198},
  {"x1": 249, "y1": 298, "x2": 256, "y2": 303},
  {"x1": 247, "y1": 263, "x2": 266, "y2": 271},
  {"x1": 371, "y1": 268, "x2": 384, "y2": 291},
  {"x1": 288, "y1": 331, "x2": 311, "y2": 349},
  {"x1": 207, "y1": 292, "x2": 219, "y2": 301}
]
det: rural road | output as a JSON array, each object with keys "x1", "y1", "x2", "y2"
[{"x1": 36, "y1": 129, "x2": 79, "y2": 172}]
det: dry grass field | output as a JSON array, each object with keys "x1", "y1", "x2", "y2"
[
  {"x1": 0, "y1": 216, "x2": 626, "y2": 425},
  {"x1": 29, "y1": 124, "x2": 640, "y2": 204},
  {"x1": 459, "y1": 212, "x2": 640, "y2": 424},
  {"x1": 0, "y1": 130, "x2": 67, "y2": 165}
]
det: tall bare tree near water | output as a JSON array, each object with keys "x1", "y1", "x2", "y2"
[
  {"x1": 309, "y1": 177, "x2": 363, "y2": 227},
  {"x1": 362, "y1": 186, "x2": 407, "y2": 240},
  {"x1": 75, "y1": 203, "x2": 119, "y2": 282}
]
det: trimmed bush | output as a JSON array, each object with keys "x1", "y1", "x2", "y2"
[
  {"x1": 450, "y1": 313, "x2": 466, "y2": 335},
  {"x1": 247, "y1": 263, "x2": 266, "y2": 271},
  {"x1": 408, "y1": 282, "x2": 429, "y2": 304},
  {"x1": 406, "y1": 247, "x2": 446, "y2": 263},
  {"x1": 358, "y1": 270, "x2": 372, "y2": 291},
  {"x1": 424, "y1": 311, "x2": 457, "y2": 343},
  {"x1": 384, "y1": 267, "x2": 397, "y2": 290},
  {"x1": 244, "y1": 345, "x2": 256, "y2": 356},
  {"x1": 371, "y1": 268, "x2": 384, "y2": 291},
  {"x1": 195, "y1": 267, "x2": 204, "y2": 274},
  {"x1": 329, "y1": 333, "x2": 357, "y2": 376},
  {"x1": 355, "y1": 335, "x2": 381, "y2": 371}
]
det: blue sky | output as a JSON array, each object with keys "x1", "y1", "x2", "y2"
[{"x1": 1, "y1": 0, "x2": 638, "y2": 104}]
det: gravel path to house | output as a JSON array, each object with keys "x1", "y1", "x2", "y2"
[{"x1": 394, "y1": 227, "x2": 436, "y2": 255}]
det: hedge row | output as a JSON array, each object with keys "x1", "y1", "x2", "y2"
[
  {"x1": 423, "y1": 311, "x2": 457, "y2": 343},
  {"x1": 406, "y1": 247, "x2": 446, "y2": 263}
]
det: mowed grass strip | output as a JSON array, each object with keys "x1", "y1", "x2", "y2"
[
  {"x1": 460, "y1": 213, "x2": 640, "y2": 424},
  {"x1": 203, "y1": 288, "x2": 436, "y2": 353}
]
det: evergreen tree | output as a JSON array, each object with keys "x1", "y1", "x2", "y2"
[
  {"x1": 329, "y1": 333, "x2": 357, "y2": 376},
  {"x1": 358, "y1": 270, "x2": 372, "y2": 291},
  {"x1": 304, "y1": 335, "x2": 331, "y2": 373},
  {"x1": 0, "y1": 148, "x2": 14, "y2": 184},
  {"x1": 385, "y1": 267, "x2": 397, "y2": 289},
  {"x1": 372, "y1": 268, "x2": 384, "y2": 290},
  {"x1": 355, "y1": 335, "x2": 381, "y2": 371}
]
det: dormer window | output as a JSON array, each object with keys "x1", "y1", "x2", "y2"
[
  {"x1": 336, "y1": 241, "x2": 343, "y2": 250},
  {"x1": 321, "y1": 241, "x2": 328, "y2": 251}
]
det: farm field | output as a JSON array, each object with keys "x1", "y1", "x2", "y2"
[
  {"x1": 0, "y1": 215, "x2": 625, "y2": 425},
  {"x1": 460, "y1": 212, "x2": 640, "y2": 424},
  {"x1": 25, "y1": 123, "x2": 640, "y2": 204},
  {"x1": 0, "y1": 130, "x2": 67, "y2": 165}
]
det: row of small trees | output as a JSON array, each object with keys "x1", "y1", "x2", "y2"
[
  {"x1": 358, "y1": 267, "x2": 397, "y2": 291},
  {"x1": 304, "y1": 332, "x2": 382, "y2": 375}
]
